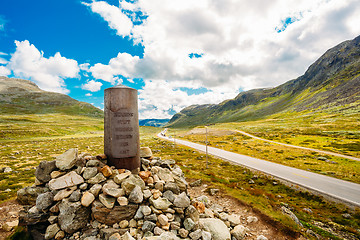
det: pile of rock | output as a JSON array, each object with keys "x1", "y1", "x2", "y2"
[{"x1": 17, "y1": 148, "x2": 259, "y2": 240}]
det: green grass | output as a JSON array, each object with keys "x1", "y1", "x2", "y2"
[{"x1": 1, "y1": 113, "x2": 359, "y2": 239}]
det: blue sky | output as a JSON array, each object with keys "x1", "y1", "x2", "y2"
[{"x1": 0, "y1": 0, "x2": 359, "y2": 119}]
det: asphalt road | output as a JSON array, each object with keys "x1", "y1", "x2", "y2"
[{"x1": 158, "y1": 134, "x2": 360, "y2": 207}]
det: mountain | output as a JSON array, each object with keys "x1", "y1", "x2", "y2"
[
  {"x1": 0, "y1": 77, "x2": 103, "y2": 117},
  {"x1": 139, "y1": 119, "x2": 169, "y2": 127},
  {"x1": 168, "y1": 35, "x2": 360, "y2": 127}
]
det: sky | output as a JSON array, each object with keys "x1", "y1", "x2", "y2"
[{"x1": 0, "y1": 0, "x2": 359, "y2": 119}]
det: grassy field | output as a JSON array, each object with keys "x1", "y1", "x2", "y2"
[
  {"x1": 1, "y1": 113, "x2": 359, "y2": 239},
  {"x1": 169, "y1": 109, "x2": 360, "y2": 184}
]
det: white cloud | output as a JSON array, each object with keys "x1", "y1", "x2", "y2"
[
  {"x1": 7, "y1": 40, "x2": 79, "y2": 93},
  {"x1": 0, "y1": 66, "x2": 10, "y2": 76},
  {"x1": 86, "y1": 0, "x2": 360, "y2": 118},
  {"x1": 82, "y1": 80, "x2": 103, "y2": 92},
  {"x1": 82, "y1": 1, "x2": 133, "y2": 37},
  {"x1": 0, "y1": 57, "x2": 7, "y2": 64},
  {"x1": 89, "y1": 53, "x2": 139, "y2": 83},
  {"x1": 138, "y1": 79, "x2": 239, "y2": 119},
  {"x1": 85, "y1": 93, "x2": 92, "y2": 96}
]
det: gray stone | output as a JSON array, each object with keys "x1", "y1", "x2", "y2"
[
  {"x1": 228, "y1": 214, "x2": 241, "y2": 226},
  {"x1": 173, "y1": 174, "x2": 188, "y2": 192},
  {"x1": 159, "y1": 231, "x2": 180, "y2": 240},
  {"x1": 87, "y1": 173, "x2": 106, "y2": 184},
  {"x1": 150, "y1": 197, "x2": 172, "y2": 210},
  {"x1": 143, "y1": 189, "x2": 152, "y2": 199},
  {"x1": 122, "y1": 231, "x2": 135, "y2": 240},
  {"x1": 189, "y1": 179, "x2": 202, "y2": 187},
  {"x1": 163, "y1": 190, "x2": 175, "y2": 203},
  {"x1": 196, "y1": 195, "x2": 210, "y2": 207},
  {"x1": 199, "y1": 218, "x2": 231, "y2": 240},
  {"x1": 17, "y1": 186, "x2": 48, "y2": 205},
  {"x1": 185, "y1": 205, "x2": 199, "y2": 223},
  {"x1": 174, "y1": 192, "x2": 190, "y2": 208},
  {"x1": 36, "y1": 192, "x2": 54, "y2": 211},
  {"x1": 129, "y1": 185, "x2": 144, "y2": 203},
  {"x1": 35, "y1": 160, "x2": 57, "y2": 183},
  {"x1": 219, "y1": 212, "x2": 229, "y2": 221},
  {"x1": 281, "y1": 206, "x2": 303, "y2": 227},
  {"x1": 86, "y1": 159, "x2": 103, "y2": 167},
  {"x1": 202, "y1": 231, "x2": 212, "y2": 240},
  {"x1": 122, "y1": 174, "x2": 146, "y2": 195},
  {"x1": 48, "y1": 171, "x2": 84, "y2": 190},
  {"x1": 109, "y1": 233, "x2": 121, "y2": 240},
  {"x1": 103, "y1": 181, "x2": 124, "y2": 197},
  {"x1": 99, "y1": 193, "x2": 116, "y2": 209},
  {"x1": 3, "y1": 167, "x2": 12, "y2": 173},
  {"x1": 140, "y1": 147, "x2": 153, "y2": 158},
  {"x1": 231, "y1": 225, "x2": 247, "y2": 240},
  {"x1": 144, "y1": 213, "x2": 157, "y2": 222},
  {"x1": 53, "y1": 186, "x2": 77, "y2": 201},
  {"x1": 142, "y1": 205, "x2": 152, "y2": 216},
  {"x1": 56, "y1": 148, "x2": 78, "y2": 170},
  {"x1": 154, "y1": 167, "x2": 174, "y2": 182},
  {"x1": 209, "y1": 188, "x2": 219, "y2": 196},
  {"x1": 83, "y1": 167, "x2": 98, "y2": 179},
  {"x1": 257, "y1": 235, "x2": 268, "y2": 240},
  {"x1": 89, "y1": 184, "x2": 102, "y2": 197},
  {"x1": 113, "y1": 171, "x2": 132, "y2": 184},
  {"x1": 154, "y1": 226, "x2": 165, "y2": 236},
  {"x1": 45, "y1": 223, "x2": 60, "y2": 239},
  {"x1": 189, "y1": 229, "x2": 202, "y2": 240},
  {"x1": 69, "y1": 190, "x2": 81, "y2": 202},
  {"x1": 210, "y1": 204, "x2": 223, "y2": 213},
  {"x1": 79, "y1": 182, "x2": 88, "y2": 190},
  {"x1": 58, "y1": 200, "x2": 90, "y2": 234},
  {"x1": 164, "y1": 182, "x2": 180, "y2": 194},
  {"x1": 142, "y1": 221, "x2": 156, "y2": 232},
  {"x1": 92, "y1": 201, "x2": 138, "y2": 225},
  {"x1": 184, "y1": 218, "x2": 195, "y2": 231}
]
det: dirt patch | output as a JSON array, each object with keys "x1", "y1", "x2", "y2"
[
  {"x1": 0, "y1": 199, "x2": 23, "y2": 240},
  {"x1": 187, "y1": 179, "x2": 305, "y2": 240}
]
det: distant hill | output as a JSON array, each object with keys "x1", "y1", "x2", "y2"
[
  {"x1": 168, "y1": 35, "x2": 360, "y2": 127},
  {"x1": 0, "y1": 77, "x2": 103, "y2": 117},
  {"x1": 139, "y1": 119, "x2": 169, "y2": 127}
]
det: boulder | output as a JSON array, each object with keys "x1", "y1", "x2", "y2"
[
  {"x1": 35, "y1": 160, "x2": 56, "y2": 183},
  {"x1": 121, "y1": 174, "x2": 146, "y2": 195},
  {"x1": 56, "y1": 148, "x2": 78, "y2": 170},
  {"x1": 173, "y1": 192, "x2": 190, "y2": 208},
  {"x1": 92, "y1": 200, "x2": 138, "y2": 225},
  {"x1": 17, "y1": 186, "x2": 48, "y2": 205},
  {"x1": 140, "y1": 147, "x2": 153, "y2": 158},
  {"x1": 58, "y1": 200, "x2": 90, "y2": 234},
  {"x1": 36, "y1": 192, "x2": 54, "y2": 211},
  {"x1": 48, "y1": 171, "x2": 84, "y2": 190},
  {"x1": 199, "y1": 218, "x2": 231, "y2": 240}
]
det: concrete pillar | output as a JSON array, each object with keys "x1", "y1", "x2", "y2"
[{"x1": 104, "y1": 85, "x2": 140, "y2": 170}]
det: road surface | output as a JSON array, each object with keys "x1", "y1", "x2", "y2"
[
  {"x1": 158, "y1": 134, "x2": 360, "y2": 207},
  {"x1": 233, "y1": 129, "x2": 360, "y2": 162}
]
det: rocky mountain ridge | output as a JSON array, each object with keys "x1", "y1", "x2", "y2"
[
  {"x1": 168, "y1": 35, "x2": 360, "y2": 127},
  {"x1": 0, "y1": 76, "x2": 103, "y2": 117}
]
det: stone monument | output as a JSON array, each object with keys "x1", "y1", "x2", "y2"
[{"x1": 104, "y1": 85, "x2": 140, "y2": 170}]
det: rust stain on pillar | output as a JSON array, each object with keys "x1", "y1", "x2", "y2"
[{"x1": 104, "y1": 85, "x2": 140, "y2": 170}]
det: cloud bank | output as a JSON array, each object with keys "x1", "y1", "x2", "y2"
[{"x1": 83, "y1": 0, "x2": 360, "y2": 118}]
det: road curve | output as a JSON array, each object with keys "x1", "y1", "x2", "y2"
[
  {"x1": 158, "y1": 134, "x2": 360, "y2": 207},
  {"x1": 233, "y1": 129, "x2": 360, "y2": 162}
]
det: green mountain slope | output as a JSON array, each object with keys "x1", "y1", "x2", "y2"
[
  {"x1": 168, "y1": 35, "x2": 360, "y2": 127},
  {"x1": 0, "y1": 77, "x2": 103, "y2": 117}
]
